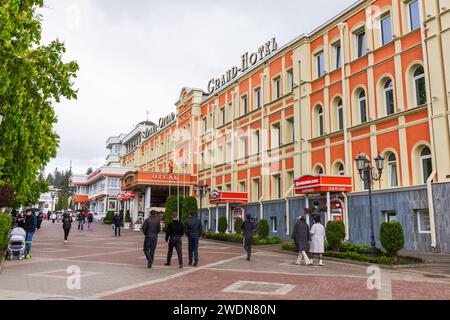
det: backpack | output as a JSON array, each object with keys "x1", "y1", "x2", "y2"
[
  {"x1": 63, "y1": 216, "x2": 72, "y2": 228},
  {"x1": 88, "y1": 214, "x2": 94, "y2": 223}
]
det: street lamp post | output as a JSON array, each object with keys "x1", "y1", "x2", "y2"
[
  {"x1": 194, "y1": 183, "x2": 211, "y2": 220},
  {"x1": 355, "y1": 154, "x2": 385, "y2": 257}
]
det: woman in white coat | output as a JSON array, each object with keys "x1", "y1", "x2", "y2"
[{"x1": 309, "y1": 215, "x2": 326, "y2": 266}]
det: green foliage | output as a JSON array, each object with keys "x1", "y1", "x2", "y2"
[
  {"x1": 335, "y1": 242, "x2": 370, "y2": 254},
  {"x1": 257, "y1": 239, "x2": 268, "y2": 245},
  {"x1": 0, "y1": 185, "x2": 16, "y2": 208},
  {"x1": 165, "y1": 196, "x2": 183, "y2": 227},
  {"x1": 124, "y1": 210, "x2": 131, "y2": 223},
  {"x1": 256, "y1": 219, "x2": 269, "y2": 240},
  {"x1": 46, "y1": 168, "x2": 72, "y2": 192},
  {"x1": 103, "y1": 211, "x2": 115, "y2": 225},
  {"x1": 202, "y1": 232, "x2": 280, "y2": 246},
  {"x1": 380, "y1": 221, "x2": 405, "y2": 259},
  {"x1": 268, "y1": 236, "x2": 282, "y2": 244},
  {"x1": 55, "y1": 192, "x2": 69, "y2": 211},
  {"x1": 0, "y1": 0, "x2": 79, "y2": 206},
  {"x1": 0, "y1": 214, "x2": 13, "y2": 254},
  {"x1": 218, "y1": 216, "x2": 228, "y2": 234},
  {"x1": 325, "y1": 221, "x2": 346, "y2": 250},
  {"x1": 181, "y1": 196, "x2": 198, "y2": 225},
  {"x1": 282, "y1": 241, "x2": 297, "y2": 252},
  {"x1": 234, "y1": 218, "x2": 243, "y2": 234}
]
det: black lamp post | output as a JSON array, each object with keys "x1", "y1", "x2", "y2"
[
  {"x1": 355, "y1": 154, "x2": 385, "y2": 257},
  {"x1": 194, "y1": 183, "x2": 210, "y2": 219}
]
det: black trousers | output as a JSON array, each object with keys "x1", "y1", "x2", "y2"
[
  {"x1": 144, "y1": 234, "x2": 158, "y2": 264},
  {"x1": 115, "y1": 226, "x2": 121, "y2": 236},
  {"x1": 244, "y1": 236, "x2": 252, "y2": 259},
  {"x1": 64, "y1": 228, "x2": 70, "y2": 241},
  {"x1": 167, "y1": 236, "x2": 183, "y2": 265}
]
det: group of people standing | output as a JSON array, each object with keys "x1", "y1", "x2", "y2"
[
  {"x1": 142, "y1": 211, "x2": 202, "y2": 269},
  {"x1": 291, "y1": 215, "x2": 326, "y2": 266}
]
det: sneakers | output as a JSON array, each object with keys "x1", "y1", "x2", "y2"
[
  {"x1": 148, "y1": 262, "x2": 152, "y2": 269},
  {"x1": 165, "y1": 263, "x2": 171, "y2": 266},
  {"x1": 64, "y1": 240, "x2": 68, "y2": 244},
  {"x1": 25, "y1": 254, "x2": 32, "y2": 260},
  {"x1": 319, "y1": 260, "x2": 323, "y2": 267}
]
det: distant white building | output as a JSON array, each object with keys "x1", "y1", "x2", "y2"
[{"x1": 38, "y1": 186, "x2": 60, "y2": 215}]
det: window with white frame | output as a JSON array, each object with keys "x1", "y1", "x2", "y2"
[
  {"x1": 254, "y1": 87, "x2": 262, "y2": 109},
  {"x1": 226, "y1": 142, "x2": 232, "y2": 163},
  {"x1": 273, "y1": 175, "x2": 281, "y2": 199},
  {"x1": 271, "y1": 123, "x2": 281, "y2": 149},
  {"x1": 317, "y1": 106, "x2": 324, "y2": 136},
  {"x1": 287, "y1": 69, "x2": 294, "y2": 92},
  {"x1": 355, "y1": 29, "x2": 367, "y2": 58},
  {"x1": 338, "y1": 163, "x2": 345, "y2": 176},
  {"x1": 383, "y1": 211, "x2": 397, "y2": 222},
  {"x1": 333, "y1": 43, "x2": 342, "y2": 70},
  {"x1": 203, "y1": 118, "x2": 207, "y2": 133},
  {"x1": 337, "y1": 99, "x2": 344, "y2": 130},
  {"x1": 380, "y1": 13, "x2": 393, "y2": 46},
  {"x1": 286, "y1": 171, "x2": 294, "y2": 195},
  {"x1": 221, "y1": 107, "x2": 226, "y2": 126},
  {"x1": 384, "y1": 79, "x2": 395, "y2": 115},
  {"x1": 225, "y1": 184, "x2": 231, "y2": 192},
  {"x1": 239, "y1": 181, "x2": 246, "y2": 193},
  {"x1": 217, "y1": 145, "x2": 224, "y2": 165},
  {"x1": 239, "y1": 136, "x2": 247, "y2": 159},
  {"x1": 408, "y1": 0, "x2": 421, "y2": 31},
  {"x1": 251, "y1": 130, "x2": 260, "y2": 155},
  {"x1": 315, "y1": 51, "x2": 325, "y2": 78},
  {"x1": 387, "y1": 153, "x2": 398, "y2": 187},
  {"x1": 420, "y1": 147, "x2": 432, "y2": 184},
  {"x1": 273, "y1": 77, "x2": 281, "y2": 100},
  {"x1": 241, "y1": 95, "x2": 248, "y2": 115},
  {"x1": 253, "y1": 178, "x2": 260, "y2": 201},
  {"x1": 228, "y1": 103, "x2": 232, "y2": 122},
  {"x1": 270, "y1": 216, "x2": 278, "y2": 232},
  {"x1": 413, "y1": 67, "x2": 427, "y2": 107},
  {"x1": 286, "y1": 117, "x2": 295, "y2": 143},
  {"x1": 416, "y1": 209, "x2": 431, "y2": 233},
  {"x1": 359, "y1": 90, "x2": 368, "y2": 123}
]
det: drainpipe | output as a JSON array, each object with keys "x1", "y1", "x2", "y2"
[
  {"x1": 259, "y1": 73, "x2": 267, "y2": 220},
  {"x1": 341, "y1": 192, "x2": 350, "y2": 241},
  {"x1": 284, "y1": 185, "x2": 294, "y2": 236},
  {"x1": 427, "y1": 172, "x2": 437, "y2": 249},
  {"x1": 338, "y1": 22, "x2": 351, "y2": 176}
]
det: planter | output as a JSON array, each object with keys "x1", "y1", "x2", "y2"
[
  {"x1": 123, "y1": 222, "x2": 131, "y2": 230},
  {"x1": 133, "y1": 224, "x2": 142, "y2": 232}
]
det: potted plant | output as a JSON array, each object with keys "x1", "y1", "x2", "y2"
[
  {"x1": 133, "y1": 217, "x2": 143, "y2": 232},
  {"x1": 123, "y1": 210, "x2": 131, "y2": 230}
]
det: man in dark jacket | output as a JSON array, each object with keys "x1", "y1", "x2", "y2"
[
  {"x1": 142, "y1": 210, "x2": 161, "y2": 268},
  {"x1": 241, "y1": 214, "x2": 255, "y2": 261},
  {"x1": 36, "y1": 211, "x2": 44, "y2": 231},
  {"x1": 77, "y1": 211, "x2": 85, "y2": 231},
  {"x1": 113, "y1": 212, "x2": 122, "y2": 237},
  {"x1": 23, "y1": 209, "x2": 37, "y2": 259},
  {"x1": 186, "y1": 212, "x2": 203, "y2": 267},
  {"x1": 165, "y1": 213, "x2": 184, "y2": 268},
  {"x1": 291, "y1": 216, "x2": 312, "y2": 266}
]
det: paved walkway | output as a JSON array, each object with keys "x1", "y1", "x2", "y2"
[{"x1": 0, "y1": 220, "x2": 449, "y2": 300}]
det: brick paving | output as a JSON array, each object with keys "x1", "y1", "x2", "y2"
[{"x1": 0, "y1": 220, "x2": 449, "y2": 300}]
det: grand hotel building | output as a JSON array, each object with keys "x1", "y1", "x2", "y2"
[{"x1": 74, "y1": 0, "x2": 450, "y2": 253}]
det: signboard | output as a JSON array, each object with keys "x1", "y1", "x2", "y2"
[
  {"x1": 209, "y1": 191, "x2": 248, "y2": 205},
  {"x1": 232, "y1": 207, "x2": 245, "y2": 218},
  {"x1": 294, "y1": 175, "x2": 353, "y2": 195},
  {"x1": 159, "y1": 113, "x2": 176, "y2": 129},
  {"x1": 207, "y1": 38, "x2": 278, "y2": 94}
]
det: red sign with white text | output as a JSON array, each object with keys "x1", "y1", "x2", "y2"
[
  {"x1": 209, "y1": 191, "x2": 248, "y2": 204},
  {"x1": 294, "y1": 175, "x2": 352, "y2": 195}
]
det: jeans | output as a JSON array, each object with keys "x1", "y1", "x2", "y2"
[
  {"x1": 78, "y1": 220, "x2": 84, "y2": 230},
  {"x1": 88, "y1": 222, "x2": 93, "y2": 231},
  {"x1": 143, "y1": 234, "x2": 158, "y2": 264},
  {"x1": 188, "y1": 235, "x2": 200, "y2": 264},
  {"x1": 25, "y1": 232, "x2": 34, "y2": 255},
  {"x1": 114, "y1": 226, "x2": 121, "y2": 236},
  {"x1": 243, "y1": 236, "x2": 252, "y2": 259},
  {"x1": 167, "y1": 236, "x2": 183, "y2": 265}
]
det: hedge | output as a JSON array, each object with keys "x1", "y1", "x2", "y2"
[
  {"x1": 202, "y1": 232, "x2": 282, "y2": 246},
  {"x1": 0, "y1": 213, "x2": 13, "y2": 253},
  {"x1": 103, "y1": 211, "x2": 114, "y2": 225}
]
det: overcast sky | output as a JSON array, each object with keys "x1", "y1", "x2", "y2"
[{"x1": 40, "y1": 0, "x2": 357, "y2": 176}]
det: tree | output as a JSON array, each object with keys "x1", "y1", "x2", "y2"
[
  {"x1": 181, "y1": 196, "x2": 198, "y2": 225},
  {"x1": 0, "y1": 1, "x2": 79, "y2": 206},
  {"x1": 164, "y1": 195, "x2": 183, "y2": 227},
  {"x1": 55, "y1": 192, "x2": 69, "y2": 211},
  {"x1": 325, "y1": 221, "x2": 346, "y2": 251},
  {"x1": 380, "y1": 221, "x2": 405, "y2": 260},
  {"x1": 86, "y1": 168, "x2": 93, "y2": 175},
  {"x1": 218, "y1": 217, "x2": 227, "y2": 234},
  {"x1": 234, "y1": 218, "x2": 243, "y2": 234},
  {"x1": 0, "y1": 185, "x2": 16, "y2": 208},
  {"x1": 256, "y1": 219, "x2": 269, "y2": 239}
]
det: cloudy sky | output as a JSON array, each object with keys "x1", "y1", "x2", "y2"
[{"x1": 40, "y1": 0, "x2": 357, "y2": 175}]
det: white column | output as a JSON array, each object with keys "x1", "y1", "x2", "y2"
[
  {"x1": 226, "y1": 203, "x2": 230, "y2": 233},
  {"x1": 132, "y1": 193, "x2": 139, "y2": 223},
  {"x1": 327, "y1": 192, "x2": 331, "y2": 223},
  {"x1": 215, "y1": 206, "x2": 219, "y2": 233},
  {"x1": 305, "y1": 195, "x2": 310, "y2": 226},
  {"x1": 145, "y1": 187, "x2": 152, "y2": 214}
]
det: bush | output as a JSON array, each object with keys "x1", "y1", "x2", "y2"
[
  {"x1": 268, "y1": 236, "x2": 282, "y2": 244},
  {"x1": 103, "y1": 211, "x2": 114, "y2": 225},
  {"x1": 181, "y1": 196, "x2": 198, "y2": 225},
  {"x1": 325, "y1": 221, "x2": 346, "y2": 250},
  {"x1": 0, "y1": 213, "x2": 13, "y2": 250},
  {"x1": 281, "y1": 241, "x2": 297, "y2": 252},
  {"x1": 124, "y1": 210, "x2": 131, "y2": 223},
  {"x1": 336, "y1": 242, "x2": 369, "y2": 254},
  {"x1": 256, "y1": 219, "x2": 269, "y2": 240},
  {"x1": 218, "y1": 217, "x2": 228, "y2": 234},
  {"x1": 257, "y1": 239, "x2": 268, "y2": 245},
  {"x1": 380, "y1": 221, "x2": 405, "y2": 260},
  {"x1": 234, "y1": 218, "x2": 243, "y2": 234},
  {"x1": 202, "y1": 232, "x2": 243, "y2": 243},
  {"x1": 165, "y1": 196, "x2": 183, "y2": 227}
]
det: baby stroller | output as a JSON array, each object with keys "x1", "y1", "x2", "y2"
[{"x1": 6, "y1": 227, "x2": 27, "y2": 261}]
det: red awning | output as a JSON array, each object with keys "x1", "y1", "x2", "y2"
[
  {"x1": 209, "y1": 191, "x2": 248, "y2": 205},
  {"x1": 294, "y1": 175, "x2": 352, "y2": 195}
]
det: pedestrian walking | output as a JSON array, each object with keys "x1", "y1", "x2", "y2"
[
  {"x1": 23, "y1": 209, "x2": 37, "y2": 260},
  {"x1": 309, "y1": 216, "x2": 326, "y2": 266},
  {"x1": 51, "y1": 212, "x2": 56, "y2": 224},
  {"x1": 291, "y1": 216, "x2": 312, "y2": 266},
  {"x1": 142, "y1": 210, "x2": 161, "y2": 268},
  {"x1": 186, "y1": 211, "x2": 203, "y2": 267},
  {"x1": 36, "y1": 211, "x2": 44, "y2": 231},
  {"x1": 113, "y1": 212, "x2": 122, "y2": 237},
  {"x1": 87, "y1": 212, "x2": 94, "y2": 231},
  {"x1": 62, "y1": 212, "x2": 73, "y2": 244},
  {"x1": 77, "y1": 211, "x2": 85, "y2": 231},
  {"x1": 165, "y1": 213, "x2": 184, "y2": 268},
  {"x1": 241, "y1": 214, "x2": 255, "y2": 261}
]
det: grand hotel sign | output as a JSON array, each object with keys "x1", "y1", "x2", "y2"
[{"x1": 207, "y1": 38, "x2": 278, "y2": 94}]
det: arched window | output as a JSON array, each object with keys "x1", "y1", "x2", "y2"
[
  {"x1": 336, "y1": 99, "x2": 344, "y2": 130},
  {"x1": 420, "y1": 147, "x2": 432, "y2": 183},
  {"x1": 317, "y1": 106, "x2": 324, "y2": 136},
  {"x1": 413, "y1": 67, "x2": 427, "y2": 107},
  {"x1": 318, "y1": 167, "x2": 324, "y2": 175},
  {"x1": 338, "y1": 163, "x2": 345, "y2": 176},
  {"x1": 387, "y1": 153, "x2": 398, "y2": 187},
  {"x1": 359, "y1": 90, "x2": 367, "y2": 123},
  {"x1": 384, "y1": 79, "x2": 395, "y2": 115}
]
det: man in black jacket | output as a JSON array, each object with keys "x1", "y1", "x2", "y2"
[
  {"x1": 23, "y1": 209, "x2": 37, "y2": 260},
  {"x1": 165, "y1": 212, "x2": 184, "y2": 268},
  {"x1": 142, "y1": 210, "x2": 161, "y2": 268},
  {"x1": 186, "y1": 212, "x2": 203, "y2": 267},
  {"x1": 241, "y1": 214, "x2": 255, "y2": 261},
  {"x1": 113, "y1": 212, "x2": 122, "y2": 237}
]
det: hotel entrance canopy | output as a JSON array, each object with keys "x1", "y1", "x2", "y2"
[
  {"x1": 294, "y1": 175, "x2": 353, "y2": 195},
  {"x1": 121, "y1": 171, "x2": 196, "y2": 191}
]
